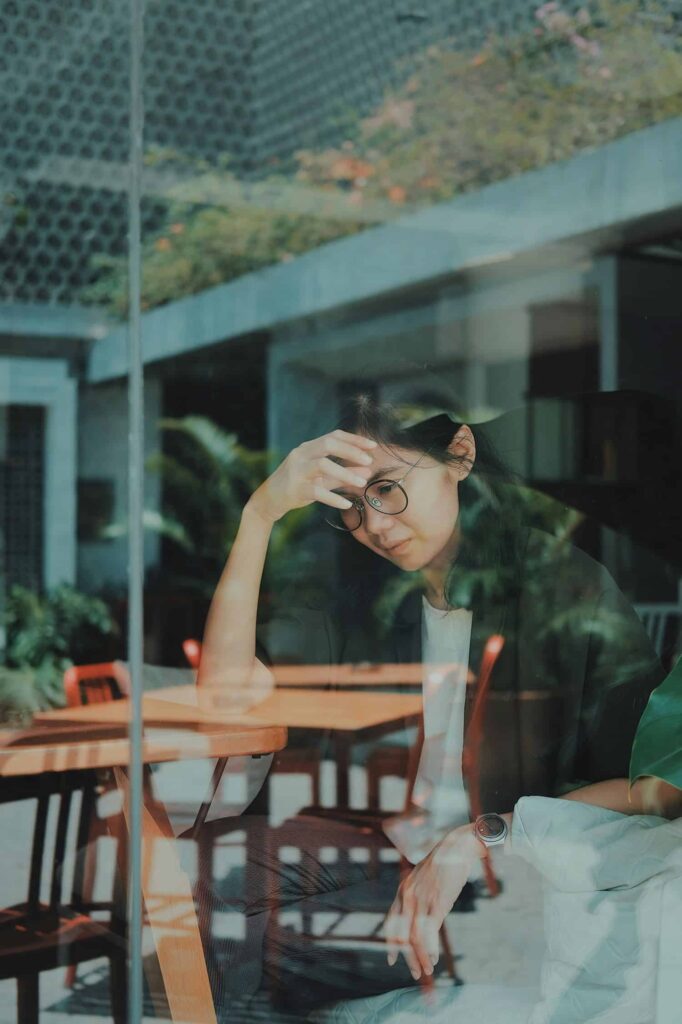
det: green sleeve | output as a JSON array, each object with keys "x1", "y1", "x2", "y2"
[{"x1": 630, "y1": 655, "x2": 682, "y2": 791}]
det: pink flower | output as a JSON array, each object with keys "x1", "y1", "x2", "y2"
[{"x1": 570, "y1": 33, "x2": 600, "y2": 57}]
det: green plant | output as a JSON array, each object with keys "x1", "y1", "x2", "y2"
[
  {"x1": 2, "y1": 584, "x2": 118, "y2": 721},
  {"x1": 373, "y1": 481, "x2": 583, "y2": 629},
  {"x1": 298, "y1": 0, "x2": 682, "y2": 207},
  {"x1": 373, "y1": 477, "x2": 656, "y2": 698},
  {"x1": 81, "y1": 161, "x2": 359, "y2": 317},
  {"x1": 0, "y1": 667, "x2": 43, "y2": 726},
  {"x1": 143, "y1": 416, "x2": 324, "y2": 608}
]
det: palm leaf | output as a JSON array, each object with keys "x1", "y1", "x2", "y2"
[
  {"x1": 142, "y1": 510, "x2": 194, "y2": 552},
  {"x1": 159, "y1": 416, "x2": 241, "y2": 475},
  {"x1": 102, "y1": 510, "x2": 194, "y2": 551},
  {"x1": 145, "y1": 452, "x2": 204, "y2": 496}
]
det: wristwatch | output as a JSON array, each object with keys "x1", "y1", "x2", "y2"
[{"x1": 473, "y1": 812, "x2": 508, "y2": 849}]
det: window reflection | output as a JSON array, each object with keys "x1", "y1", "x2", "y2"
[{"x1": 2, "y1": 1, "x2": 681, "y2": 1021}]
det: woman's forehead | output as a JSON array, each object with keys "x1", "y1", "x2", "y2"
[{"x1": 341, "y1": 441, "x2": 423, "y2": 471}]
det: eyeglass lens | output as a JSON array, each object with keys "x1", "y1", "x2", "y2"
[{"x1": 329, "y1": 480, "x2": 408, "y2": 531}]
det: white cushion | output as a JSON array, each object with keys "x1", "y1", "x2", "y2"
[
  {"x1": 315, "y1": 797, "x2": 682, "y2": 1023},
  {"x1": 512, "y1": 796, "x2": 682, "y2": 1024}
]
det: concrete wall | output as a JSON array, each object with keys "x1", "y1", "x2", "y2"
[
  {"x1": 267, "y1": 262, "x2": 595, "y2": 478},
  {"x1": 88, "y1": 118, "x2": 682, "y2": 385}
]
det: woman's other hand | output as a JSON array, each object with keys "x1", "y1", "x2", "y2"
[
  {"x1": 247, "y1": 430, "x2": 377, "y2": 524},
  {"x1": 384, "y1": 824, "x2": 484, "y2": 980}
]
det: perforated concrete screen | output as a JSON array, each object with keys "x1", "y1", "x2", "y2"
[{"x1": 2, "y1": 0, "x2": 680, "y2": 307}]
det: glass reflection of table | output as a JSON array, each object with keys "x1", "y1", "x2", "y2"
[
  {"x1": 29, "y1": 682, "x2": 421, "y2": 1018},
  {"x1": 5, "y1": 702, "x2": 287, "y2": 1024},
  {"x1": 141, "y1": 684, "x2": 423, "y2": 810},
  {"x1": 37, "y1": 680, "x2": 424, "y2": 812}
]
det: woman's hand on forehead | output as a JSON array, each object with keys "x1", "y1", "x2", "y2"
[{"x1": 249, "y1": 429, "x2": 378, "y2": 522}]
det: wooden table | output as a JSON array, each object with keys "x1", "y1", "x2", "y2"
[
  {"x1": 161, "y1": 686, "x2": 423, "y2": 809},
  {"x1": 38, "y1": 685, "x2": 424, "y2": 810},
  {"x1": 4, "y1": 707, "x2": 287, "y2": 1024}
]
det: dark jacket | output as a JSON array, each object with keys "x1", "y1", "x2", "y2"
[{"x1": 258, "y1": 532, "x2": 663, "y2": 814}]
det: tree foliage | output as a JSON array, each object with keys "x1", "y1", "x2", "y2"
[
  {"x1": 83, "y1": 1, "x2": 682, "y2": 315},
  {"x1": 298, "y1": 0, "x2": 682, "y2": 206}
]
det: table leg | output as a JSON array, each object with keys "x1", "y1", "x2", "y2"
[
  {"x1": 112, "y1": 766, "x2": 217, "y2": 1024},
  {"x1": 189, "y1": 756, "x2": 229, "y2": 839},
  {"x1": 334, "y1": 734, "x2": 351, "y2": 810}
]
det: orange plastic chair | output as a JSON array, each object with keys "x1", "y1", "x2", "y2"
[
  {"x1": 63, "y1": 661, "x2": 130, "y2": 708},
  {"x1": 182, "y1": 639, "x2": 202, "y2": 670},
  {"x1": 461, "y1": 634, "x2": 505, "y2": 896},
  {"x1": 267, "y1": 635, "x2": 506, "y2": 988}
]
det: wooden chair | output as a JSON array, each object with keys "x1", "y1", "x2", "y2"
[
  {"x1": 264, "y1": 715, "x2": 462, "y2": 987},
  {"x1": 0, "y1": 769, "x2": 127, "y2": 1024},
  {"x1": 461, "y1": 634, "x2": 505, "y2": 896},
  {"x1": 265, "y1": 635, "x2": 506, "y2": 988},
  {"x1": 182, "y1": 638, "x2": 202, "y2": 671},
  {"x1": 64, "y1": 660, "x2": 130, "y2": 707},
  {"x1": 350, "y1": 634, "x2": 506, "y2": 894},
  {"x1": 63, "y1": 661, "x2": 147, "y2": 990},
  {"x1": 634, "y1": 602, "x2": 682, "y2": 669}
]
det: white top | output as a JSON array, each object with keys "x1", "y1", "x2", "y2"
[{"x1": 384, "y1": 598, "x2": 473, "y2": 863}]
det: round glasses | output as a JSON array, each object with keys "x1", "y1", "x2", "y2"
[{"x1": 325, "y1": 453, "x2": 427, "y2": 532}]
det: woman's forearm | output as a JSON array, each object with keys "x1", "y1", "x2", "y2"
[
  {"x1": 459, "y1": 779, "x2": 680, "y2": 858},
  {"x1": 196, "y1": 501, "x2": 273, "y2": 691},
  {"x1": 561, "y1": 777, "x2": 682, "y2": 819},
  {"x1": 195, "y1": 430, "x2": 377, "y2": 695}
]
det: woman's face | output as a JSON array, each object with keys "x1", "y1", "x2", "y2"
[{"x1": 339, "y1": 430, "x2": 474, "y2": 574}]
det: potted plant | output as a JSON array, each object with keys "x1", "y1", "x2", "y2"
[{"x1": 1, "y1": 584, "x2": 118, "y2": 723}]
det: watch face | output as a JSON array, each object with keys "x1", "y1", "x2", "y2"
[{"x1": 477, "y1": 813, "x2": 506, "y2": 841}]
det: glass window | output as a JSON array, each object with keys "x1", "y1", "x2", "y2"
[{"x1": 4, "y1": 2, "x2": 681, "y2": 1021}]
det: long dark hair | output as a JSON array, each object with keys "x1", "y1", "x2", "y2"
[{"x1": 337, "y1": 392, "x2": 526, "y2": 612}]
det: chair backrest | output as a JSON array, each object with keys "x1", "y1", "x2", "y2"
[
  {"x1": 63, "y1": 661, "x2": 130, "y2": 708},
  {"x1": 402, "y1": 638, "x2": 504, "y2": 809},
  {"x1": 463, "y1": 634, "x2": 506, "y2": 775},
  {"x1": 182, "y1": 639, "x2": 202, "y2": 670},
  {"x1": 24, "y1": 771, "x2": 101, "y2": 916},
  {"x1": 634, "y1": 603, "x2": 682, "y2": 664},
  {"x1": 462, "y1": 633, "x2": 505, "y2": 896}
]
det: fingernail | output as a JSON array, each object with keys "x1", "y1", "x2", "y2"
[
  {"x1": 353, "y1": 475, "x2": 367, "y2": 486},
  {"x1": 360, "y1": 454, "x2": 373, "y2": 463},
  {"x1": 411, "y1": 970, "x2": 420, "y2": 981}
]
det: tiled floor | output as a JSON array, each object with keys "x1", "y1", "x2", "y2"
[{"x1": 0, "y1": 765, "x2": 544, "y2": 1022}]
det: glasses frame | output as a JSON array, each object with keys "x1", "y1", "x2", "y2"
[{"x1": 326, "y1": 451, "x2": 429, "y2": 532}]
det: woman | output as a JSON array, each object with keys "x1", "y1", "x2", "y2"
[{"x1": 196, "y1": 394, "x2": 671, "y2": 1016}]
